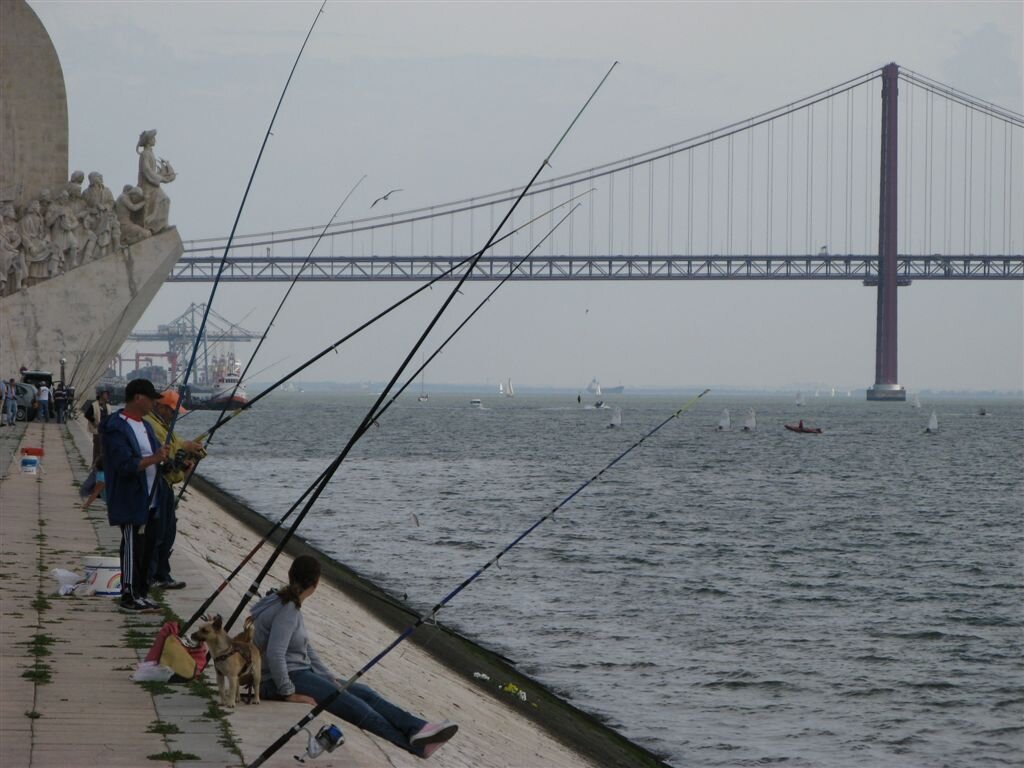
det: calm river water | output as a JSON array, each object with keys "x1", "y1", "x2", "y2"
[{"x1": 181, "y1": 392, "x2": 1023, "y2": 767}]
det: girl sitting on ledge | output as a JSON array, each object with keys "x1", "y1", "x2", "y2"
[{"x1": 250, "y1": 554, "x2": 458, "y2": 759}]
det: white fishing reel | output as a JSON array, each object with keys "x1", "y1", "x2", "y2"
[{"x1": 293, "y1": 723, "x2": 344, "y2": 762}]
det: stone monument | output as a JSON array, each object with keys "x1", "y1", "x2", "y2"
[{"x1": 0, "y1": 0, "x2": 184, "y2": 397}]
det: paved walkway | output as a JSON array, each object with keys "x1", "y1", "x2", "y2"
[
  {"x1": 1, "y1": 421, "x2": 612, "y2": 768},
  {"x1": 0, "y1": 421, "x2": 237, "y2": 767}
]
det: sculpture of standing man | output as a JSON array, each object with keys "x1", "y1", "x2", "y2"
[{"x1": 136, "y1": 129, "x2": 175, "y2": 234}]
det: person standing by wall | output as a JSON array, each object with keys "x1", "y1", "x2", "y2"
[
  {"x1": 85, "y1": 389, "x2": 111, "y2": 467},
  {"x1": 144, "y1": 390, "x2": 205, "y2": 590},
  {"x1": 36, "y1": 381, "x2": 51, "y2": 422},
  {"x1": 0, "y1": 378, "x2": 9, "y2": 426},
  {"x1": 3, "y1": 378, "x2": 17, "y2": 425},
  {"x1": 53, "y1": 382, "x2": 68, "y2": 424},
  {"x1": 100, "y1": 379, "x2": 168, "y2": 612}
]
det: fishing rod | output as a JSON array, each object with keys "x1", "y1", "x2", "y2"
[
  {"x1": 180, "y1": 202, "x2": 582, "y2": 635},
  {"x1": 247, "y1": 388, "x2": 709, "y2": 766},
  {"x1": 221, "y1": 64, "x2": 617, "y2": 641},
  {"x1": 378, "y1": 202, "x2": 586, "y2": 417},
  {"x1": 184, "y1": 188, "x2": 593, "y2": 447},
  {"x1": 165, "y1": 0, "x2": 326, "y2": 442},
  {"x1": 166, "y1": 197, "x2": 591, "y2": 586},
  {"x1": 205, "y1": 174, "x2": 366, "y2": 425},
  {"x1": 162, "y1": 176, "x2": 364, "y2": 481}
]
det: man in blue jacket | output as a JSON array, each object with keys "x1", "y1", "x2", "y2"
[{"x1": 100, "y1": 378, "x2": 169, "y2": 612}]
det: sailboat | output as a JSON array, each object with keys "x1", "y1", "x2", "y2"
[
  {"x1": 607, "y1": 407, "x2": 622, "y2": 429},
  {"x1": 925, "y1": 411, "x2": 938, "y2": 433},
  {"x1": 505, "y1": 378, "x2": 515, "y2": 398},
  {"x1": 742, "y1": 409, "x2": 756, "y2": 432},
  {"x1": 910, "y1": 393, "x2": 921, "y2": 409},
  {"x1": 795, "y1": 392, "x2": 805, "y2": 407},
  {"x1": 717, "y1": 409, "x2": 731, "y2": 431},
  {"x1": 417, "y1": 352, "x2": 428, "y2": 401},
  {"x1": 498, "y1": 382, "x2": 504, "y2": 396}
]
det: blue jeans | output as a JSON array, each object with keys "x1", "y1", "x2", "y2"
[
  {"x1": 261, "y1": 668, "x2": 427, "y2": 755},
  {"x1": 3, "y1": 399, "x2": 14, "y2": 424},
  {"x1": 37, "y1": 401, "x2": 49, "y2": 422}
]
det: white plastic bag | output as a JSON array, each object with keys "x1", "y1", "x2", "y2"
[
  {"x1": 51, "y1": 568, "x2": 83, "y2": 596},
  {"x1": 131, "y1": 660, "x2": 174, "y2": 682}
]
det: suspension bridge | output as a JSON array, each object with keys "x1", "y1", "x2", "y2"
[{"x1": 170, "y1": 63, "x2": 1024, "y2": 401}]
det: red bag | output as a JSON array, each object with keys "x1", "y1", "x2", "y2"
[{"x1": 145, "y1": 621, "x2": 208, "y2": 679}]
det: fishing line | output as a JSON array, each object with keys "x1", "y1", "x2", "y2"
[
  {"x1": 165, "y1": 0, "x2": 326, "y2": 442},
  {"x1": 246, "y1": 388, "x2": 709, "y2": 767},
  {"x1": 179, "y1": 202, "x2": 585, "y2": 635},
  {"x1": 185, "y1": 189, "x2": 593, "y2": 447},
  {"x1": 221, "y1": 64, "x2": 617, "y2": 647},
  {"x1": 205, "y1": 175, "x2": 366, "y2": 421},
  {"x1": 169, "y1": 175, "x2": 365, "y2": 470}
]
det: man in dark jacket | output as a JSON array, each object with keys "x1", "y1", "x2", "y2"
[{"x1": 100, "y1": 378, "x2": 168, "y2": 612}]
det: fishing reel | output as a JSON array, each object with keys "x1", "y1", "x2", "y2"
[
  {"x1": 294, "y1": 723, "x2": 344, "y2": 762},
  {"x1": 163, "y1": 448, "x2": 190, "y2": 473}
]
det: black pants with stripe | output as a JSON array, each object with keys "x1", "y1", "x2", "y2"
[{"x1": 119, "y1": 510, "x2": 158, "y2": 600}]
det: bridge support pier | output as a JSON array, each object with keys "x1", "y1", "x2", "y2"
[{"x1": 867, "y1": 62, "x2": 906, "y2": 402}]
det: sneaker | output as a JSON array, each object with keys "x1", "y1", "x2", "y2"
[
  {"x1": 411, "y1": 720, "x2": 458, "y2": 757},
  {"x1": 118, "y1": 596, "x2": 160, "y2": 613},
  {"x1": 140, "y1": 596, "x2": 162, "y2": 610},
  {"x1": 153, "y1": 578, "x2": 186, "y2": 590}
]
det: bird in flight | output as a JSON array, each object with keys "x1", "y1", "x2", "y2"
[{"x1": 371, "y1": 188, "x2": 403, "y2": 207}]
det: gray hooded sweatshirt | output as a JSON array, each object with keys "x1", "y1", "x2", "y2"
[{"x1": 250, "y1": 591, "x2": 338, "y2": 697}]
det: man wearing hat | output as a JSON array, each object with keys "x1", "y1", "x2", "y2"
[
  {"x1": 144, "y1": 389, "x2": 206, "y2": 590},
  {"x1": 100, "y1": 378, "x2": 169, "y2": 612}
]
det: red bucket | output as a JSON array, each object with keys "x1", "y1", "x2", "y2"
[{"x1": 21, "y1": 447, "x2": 44, "y2": 457}]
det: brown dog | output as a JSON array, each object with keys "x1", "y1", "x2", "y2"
[{"x1": 191, "y1": 615, "x2": 262, "y2": 708}]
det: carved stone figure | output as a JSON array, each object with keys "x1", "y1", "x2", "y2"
[
  {"x1": 65, "y1": 170, "x2": 88, "y2": 217},
  {"x1": 18, "y1": 199, "x2": 59, "y2": 279},
  {"x1": 88, "y1": 203, "x2": 118, "y2": 261},
  {"x1": 46, "y1": 190, "x2": 79, "y2": 273},
  {"x1": 36, "y1": 188, "x2": 52, "y2": 221},
  {"x1": 1, "y1": 203, "x2": 25, "y2": 294},
  {"x1": 83, "y1": 171, "x2": 115, "y2": 209},
  {"x1": 136, "y1": 129, "x2": 175, "y2": 233},
  {"x1": 116, "y1": 185, "x2": 151, "y2": 245}
]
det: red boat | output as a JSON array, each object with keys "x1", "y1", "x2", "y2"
[{"x1": 785, "y1": 420, "x2": 822, "y2": 434}]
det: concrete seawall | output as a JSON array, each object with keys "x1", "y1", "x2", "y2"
[{"x1": 186, "y1": 473, "x2": 670, "y2": 768}]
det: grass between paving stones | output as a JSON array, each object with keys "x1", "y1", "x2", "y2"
[
  {"x1": 187, "y1": 675, "x2": 244, "y2": 761},
  {"x1": 147, "y1": 720, "x2": 182, "y2": 735},
  {"x1": 21, "y1": 632, "x2": 58, "y2": 657},
  {"x1": 25, "y1": 486, "x2": 54, "y2": 685},
  {"x1": 146, "y1": 750, "x2": 201, "y2": 762}
]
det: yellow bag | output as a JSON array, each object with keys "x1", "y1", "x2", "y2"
[{"x1": 159, "y1": 634, "x2": 197, "y2": 680}]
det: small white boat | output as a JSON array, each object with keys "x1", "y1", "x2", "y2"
[
  {"x1": 717, "y1": 409, "x2": 731, "y2": 431},
  {"x1": 742, "y1": 409, "x2": 756, "y2": 432},
  {"x1": 607, "y1": 406, "x2": 622, "y2": 428},
  {"x1": 505, "y1": 378, "x2": 515, "y2": 398},
  {"x1": 418, "y1": 353, "x2": 428, "y2": 401},
  {"x1": 470, "y1": 398, "x2": 482, "y2": 408},
  {"x1": 498, "y1": 382, "x2": 504, "y2": 395},
  {"x1": 910, "y1": 393, "x2": 921, "y2": 409},
  {"x1": 795, "y1": 392, "x2": 805, "y2": 407},
  {"x1": 925, "y1": 411, "x2": 938, "y2": 433}
]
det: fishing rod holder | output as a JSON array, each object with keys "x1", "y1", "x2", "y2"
[{"x1": 294, "y1": 723, "x2": 344, "y2": 762}]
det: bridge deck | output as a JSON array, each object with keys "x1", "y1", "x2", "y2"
[{"x1": 168, "y1": 254, "x2": 1024, "y2": 282}]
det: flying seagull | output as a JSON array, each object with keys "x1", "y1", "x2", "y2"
[{"x1": 371, "y1": 188, "x2": 403, "y2": 207}]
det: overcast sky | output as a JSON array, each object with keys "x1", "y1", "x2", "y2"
[{"x1": 32, "y1": 0, "x2": 1023, "y2": 392}]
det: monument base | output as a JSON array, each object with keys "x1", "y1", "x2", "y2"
[
  {"x1": 0, "y1": 228, "x2": 183, "y2": 396},
  {"x1": 866, "y1": 383, "x2": 907, "y2": 402}
]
